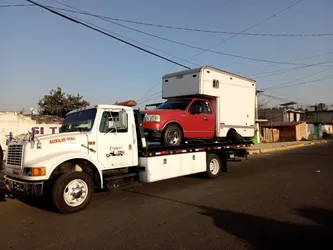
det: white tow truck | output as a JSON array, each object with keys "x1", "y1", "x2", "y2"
[{"x1": 4, "y1": 101, "x2": 252, "y2": 213}]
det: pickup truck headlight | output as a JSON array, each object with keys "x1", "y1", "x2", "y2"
[{"x1": 143, "y1": 114, "x2": 160, "y2": 122}]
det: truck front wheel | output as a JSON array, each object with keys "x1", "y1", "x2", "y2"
[{"x1": 52, "y1": 172, "x2": 94, "y2": 214}]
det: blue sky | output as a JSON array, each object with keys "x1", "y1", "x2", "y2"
[{"x1": 1, "y1": 0, "x2": 333, "y2": 111}]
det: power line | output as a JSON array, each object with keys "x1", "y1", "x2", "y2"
[
  {"x1": 263, "y1": 67, "x2": 333, "y2": 90},
  {"x1": 26, "y1": 0, "x2": 191, "y2": 69},
  {"x1": 136, "y1": 0, "x2": 308, "y2": 98},
  {"x1": 48, "y1": 0, "x2": 328, "y2": 104},
  {"x1": 259, "y1": 93, "x2": 311, "y2": 106},
  {"x1": 11, "y1": 2, "x2": 333, "y2": 70},
  {"x1": 137, "y1": 91, "x2": 161, "y2": 104},
  {"x1": 3, "y1": 3, "x2": 332, "y2": 37},
  {"x1": 25, "y1": 1, "x2": 322, "y2": 67},
  {"x1": 252, "y1": 58, "x2": 333, "y2": 79},
  {"x1": 266, "y1": 73, "x2": 333, "y2": 90},
  {"x1": 243, "y1": 51, "x2": 333, "y2": 75},
  {"x1": 187, "y1": 0, "x2": 305, "y2": 60}
]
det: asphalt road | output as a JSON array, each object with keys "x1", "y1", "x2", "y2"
[{"x1": 1, "y1": 142, "x2": 333, "y2": 250}]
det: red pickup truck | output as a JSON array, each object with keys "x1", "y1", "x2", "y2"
[{"x1": 142, "y1": 98, "x2": 216, "y2": 146}]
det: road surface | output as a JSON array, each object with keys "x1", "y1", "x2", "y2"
[{"x1": 1, "y1": 142, "x2": 332, "y2": 250}]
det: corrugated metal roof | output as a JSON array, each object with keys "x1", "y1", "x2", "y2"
[{"x1": 260, "y1": 121, "x2": 306, "y2": 127}]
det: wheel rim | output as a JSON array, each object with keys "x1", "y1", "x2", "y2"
[
  {"x1": 63, "y1": 179, "x2": 89, "y2": 207},
  {"x1": 209, "y1": 159, "x2": 220, "y2": 175},
  {"x1": 167, "y1": 129, "x2": 180, "y2": 145}
]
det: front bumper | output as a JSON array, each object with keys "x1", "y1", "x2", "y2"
[
  {"x1": 4, "y1": 175, "x2": 44, "y2": 197},
  {"x1": 144, "y1": 129, "x2": 162, "y2": 140}
]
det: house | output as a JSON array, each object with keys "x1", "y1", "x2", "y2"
[
  {"x1": 258, "y1": 102, "x2": 304, "y2": 123},
  {"x1": 302, "y1": 109, "x2": 333, "y2": 139}
]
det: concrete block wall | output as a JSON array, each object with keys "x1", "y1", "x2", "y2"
[{"x1": 0, "y1": 112, "x2": 63, "y2": 153}]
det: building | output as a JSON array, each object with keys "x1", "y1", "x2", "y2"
[
  {"x1": 260, "y1": 121, "x2": 307, "y2": 142},
  {"x1": 302, "y1": 110, "x2": 333, "y2": 138},
  {"x1": 258, "y1": 102, "x2": 304, "y2": 123},
  {"x1": 0, "y1": 112, "x2": 63, "y2": 158}
]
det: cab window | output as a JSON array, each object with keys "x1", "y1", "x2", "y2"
[{"x1": 99, "y1": 111, "x2": 128, "y2": 133}]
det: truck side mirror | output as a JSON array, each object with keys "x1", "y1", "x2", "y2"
[{"x1": 118, "y1": 110, "x2": 128, "y2": 129}]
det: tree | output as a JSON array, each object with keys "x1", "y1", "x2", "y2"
[{"x1": 38, "y1": 87, "x2": 90, "y2": 117}]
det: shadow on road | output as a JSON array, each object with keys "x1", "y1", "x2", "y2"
[
  {"x1": 199, "y1": 206, "x2": 333, "y2": 250},
  {"x1": 126, "y1": 190, "x2": 333, "y2": 250}
]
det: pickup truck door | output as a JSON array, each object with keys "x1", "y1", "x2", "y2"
[
  {"x1": 96, "y1": 110, "x2": 135, "y2": 169},
  {"x1": 184, "y1": 100, "x2": 215, "y2": 138}
]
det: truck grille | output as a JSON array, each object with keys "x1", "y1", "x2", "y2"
[{"x1": 7, "y1": 144, "x2": 23, "y2": 166}]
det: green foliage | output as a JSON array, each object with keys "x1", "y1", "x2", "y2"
[{"x1": 38, "y1": 87, "x2": 90, "y2": 117}]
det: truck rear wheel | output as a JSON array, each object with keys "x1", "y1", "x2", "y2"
[
  {"x1": 52, "y1": 172, "x2": 93, "y2": 214},
  {"x1": 163, "y1": 124, "x2": 183, "y2": 146},
  {"x1": 206, "y1": 153, "x2": 221, "y2": 179}
]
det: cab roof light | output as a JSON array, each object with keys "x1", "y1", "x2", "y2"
[{"x1": 114, "y1": 100, "x2": 137, "y2": 107}]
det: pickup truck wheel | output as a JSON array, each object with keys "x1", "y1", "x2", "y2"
[
  {"x1": 52, "y1": 172, "x2": 93, "y2": 214},
  {"x1": 163, "y1": 124, "x2": 183, "y2": 146},
  {"x1": 206, "y1": 153, "x2": 221, "y2": 179}
]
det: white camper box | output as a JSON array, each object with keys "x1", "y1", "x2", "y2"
[{"x1": 162, "y1": 66, "x2": 256, "y2": 138}]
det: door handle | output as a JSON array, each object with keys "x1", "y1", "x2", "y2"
[
  {"x1": 204, "y1": 116, "x2": 208, "y2": 120},
  {"x1": 129, "y1": 144, "x2": 132, "y2": 150}
]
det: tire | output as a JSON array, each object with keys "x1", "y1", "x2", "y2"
[
  {"x1": 206, "y1": 153, "x2": 221, "y2": 179},
  {"x1": 227, "y1": 129, "x2": 245, "y2": 142},
  {"x1": 163, "y1": 124, "x2": 183, "y2": 146},
  {"x1": 52, "y1": 171, "x2": 94, "y2": 214}
]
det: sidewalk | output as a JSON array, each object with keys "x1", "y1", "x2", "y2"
[{"x1": 248, "y1": 140, "x2": 328, "y2": 155}]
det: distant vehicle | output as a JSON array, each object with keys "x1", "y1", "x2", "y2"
[{"x1": 142, "y1": 66, "x2": 256, "y2": 146}]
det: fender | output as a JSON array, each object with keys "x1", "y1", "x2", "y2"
[
  {"x1": 22, "y1": 152, "x2": 104, "y2": 187},
  {"x1": 162, "y1": 120, "x2": 184, "y2": 131}
]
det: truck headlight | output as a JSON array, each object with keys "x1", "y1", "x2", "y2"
[
  {"x1": 24, "y1": 167, "x2": 46, "y2": 176},
  {"x1": 143, "y1": 114, "x2": 160, "y2": 122}
]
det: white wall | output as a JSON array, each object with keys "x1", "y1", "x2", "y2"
[
  {"x1": 0, "y1": 112, "x2": 62, "y2": 151},
  {"x1": 306, "y1": 123, "x2": 333, "y2": 139},
  {"x1": 319, "y1": 124, "x2": 333, "y2": 138},
  {"x1": 306, "y1": 124, "x2": 315, "y2": 139}
]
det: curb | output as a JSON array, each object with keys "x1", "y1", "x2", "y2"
[{"x1": 248, "y1": 140, "x2": 328, "y2": 155}]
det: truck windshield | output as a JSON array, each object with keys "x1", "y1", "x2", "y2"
[
  {"x1": 156, "y1": 100, "x2": 191, "y2": 110},
  {"x1": 60, "y1": 108, "x2": 97, "y2": 133}
]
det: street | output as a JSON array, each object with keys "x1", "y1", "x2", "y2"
[{"x1": 1, "y1": 142, "x2": 332, "y2": 250}]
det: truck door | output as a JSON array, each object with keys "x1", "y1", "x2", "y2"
[
  {"x1": 185, "y1": 100, "x2": 215, "y2": 138},
  {"x1": 96, "y1": 110, "x2": 135, "y2": 169}
]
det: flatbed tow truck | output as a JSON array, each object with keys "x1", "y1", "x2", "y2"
[{"x1": 3, "y1": 101, "x2": 252, "y2": 213}]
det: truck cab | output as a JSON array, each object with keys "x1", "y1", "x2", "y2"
[
  {"x1": 4, "y1": 105, "x2": 138, "y2": 212},
  {"x1": 142, "y1": 98, "x2": 215, "y2": 146}
]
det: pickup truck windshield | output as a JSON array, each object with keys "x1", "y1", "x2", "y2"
[
  {"x1": 60, "y1": 108, "x2": 97, "y2": 133},
  {"x1": 156, "y1": 100, "x2": 191, "y2": 110}
]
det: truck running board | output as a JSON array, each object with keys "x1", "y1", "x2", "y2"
[{"x1": 103, "y1": 172, "x2": 139, "y2": 190}]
